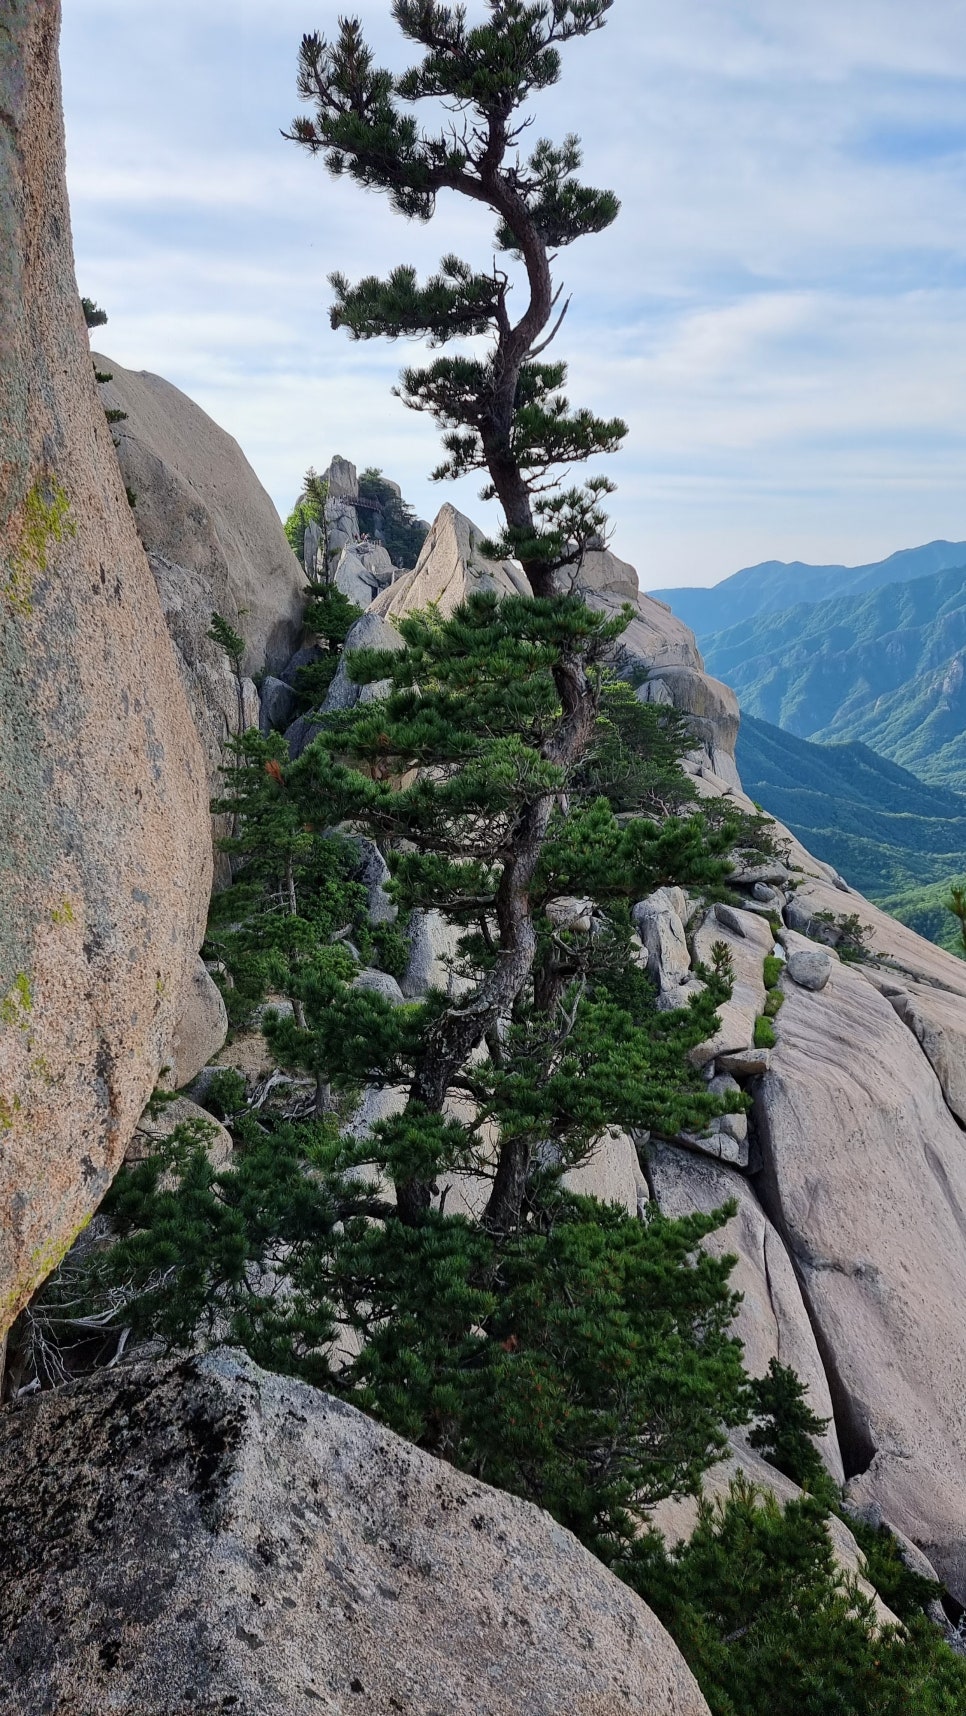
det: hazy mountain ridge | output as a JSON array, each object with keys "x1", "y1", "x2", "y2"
[{"x1": 649, "y1": 539, "x2": 966, "y2": 635}]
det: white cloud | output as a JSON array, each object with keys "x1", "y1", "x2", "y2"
[{"x1": 61, "y1": 1, "x2": 966, "y2": 585}]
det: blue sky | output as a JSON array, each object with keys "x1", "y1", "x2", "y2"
[{"x1": 60, "y1": 0, "x2": 966, "y2": 588}]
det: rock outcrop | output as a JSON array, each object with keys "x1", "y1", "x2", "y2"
[
  {"x1": 0, "y1": 0, "x2": 211, "y2": 1334},
  {"x1": 0, "y1": 1349, "x2": 712, "y2": 1716},
  {"x1": 755, "y1": 950, "x2": 966, "y2": 1598},
  {"x1": 94, "y1": 352, "x2": 307, "y2": 871}
]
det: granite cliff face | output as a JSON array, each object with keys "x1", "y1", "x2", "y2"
[{"x1": 0, "y1": 0, "x2": 212, "y2": 1335}]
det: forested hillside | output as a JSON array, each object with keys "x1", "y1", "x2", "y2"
[
  {"x1": 736, "y1": 715, "x2": 966, "y2": 948},
  {"x1": 702, "y1": 566, "x2": 966, "y2": 789}
]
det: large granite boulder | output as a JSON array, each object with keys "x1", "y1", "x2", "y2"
[
  {"x1": 94, "y1": 353, "x2": 306, "y2": 681},
  {"x1": 0, "y1": 1350, "x2": 712, "y2": 1716},
  {"x1": 754, "y1": 952, "x2": 966, "y2": 1599},
  {"x1": 0, "y1": 0, "x2": 211, "y2": 1333},
  {"x1": 374, "y1": 502, "x2": 530, "y2": 620},
  {"x1": 93, "y1": 353, "x2": 307, "y2": 869}
]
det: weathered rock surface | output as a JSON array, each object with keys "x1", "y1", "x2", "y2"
[
  {"x1": 131, "y1": 1095, "x2": 233, "y2": 1182},
  {"x1": 95, "y1": 353, "x2": 306, "y2": 681},
  {"x1": 0, "y1": 1350, "x2": 712, "y2": 1715},
  {"x1": 259, "y1": 673, "x2": 297, "y2": 735},
  {"x1": 649, "y1": 1142, "x2": 844, "y2": 1482},
  {"x1": 374, "y1": 502, "x2": 530, "y2": 620},
  {"x1": 93, "y1": 353, "x2": 306, "y2": 870},
  {"x1": 634, "y1": 887, "x2": 692, "y2": 1002},
  {"x1": 0, "y1": 1, "x2": 211, "y2": 1333},
  {"x1": 165, "y1": 954, "x2": 229, "y2": 1090},
  {"x1": 754, "y1": 953, "x2": 966, "y2": 1598},
  {"x1": 886, "y1": 978, "x2": 966, "y2": 1127},
  {"x1": 565, "y1": 1127, "x2": 649, "y2": 1216},
  {"x1": 690, "y1": 905, "x2": 773, "y2": 1068}
]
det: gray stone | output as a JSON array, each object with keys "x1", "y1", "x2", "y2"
[
  {"x1": 732, "y1": 862, "x2": 792, "y2": 887},
  {"x1": 258, "y1": 675, "x2": 297, "y2": 734},
  {"x1": 755, "y1": 955, "x2": 966, "y2": 1598},
  {"x1": 784, "y1": 895, "x2": 841, "y2": 945},
  {"x1": 284, "y1": 713, "x2": 326, "y2": 760},
  {"x1": 321, "y1": 609, "x2": 405, "y2": 715},
  {"x1": 334, "y1": 544, "x2": 379, "y2": 610},
  {"x1": 351, "y1": 837, "x2": 398, "y2": 927},
  {"x1": 690, "y1": 906, "x2": 774, "y2": 1069},
  {"x1": 165, "y1": 955, "x2": 229, "y2": 1091},
  {"x1": 132, "y1": 1096, "x2": 233, "y2": 1187},
  {"x1": 648, "y1": 1143, "x2": 844, "y2": 1483},
  {"x1": 353, "y1": 968, "x2": 406, "y2": 1006},
  {"x1": 786, "y1": 949, "x2": 832, "y2": 992},
  {"x1": 633, "y1": 888, "x2": 692, "y2": 993},
  {"x1": 357, "y1": 540, "x2": 394, "y2": 585},
  {"x1": 753, "y1": 882, "x2": 783, "y2": 906},
  {"x1": 714, "y1": 902, "x2": 747, "y2": 937},
  {"x1": 0, "y1": 1351, "x2": 711, "y2": 1716},
  {"x1": 302, "y1": 517, "x2": 324, "y2": 582},
  {"x1": 546, "y1": 895, "x2": 596, "y2": 933},
  {"x1": 324, "y1": 453, "x2": 359, "y2": 499},
  {"x1": 717, "y1": 1047, "x2": 771, "y2": 1077},
  {"x1": 280, "y1": 643, "x2": 323, "y2": 689},
  {"x1": 401, "y1": 908, "x2": 468, "y2": 998}
]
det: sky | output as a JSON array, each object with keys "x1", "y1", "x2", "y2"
[{"x1": 60, "y1": 0, "x2": 966, "y2": 589}]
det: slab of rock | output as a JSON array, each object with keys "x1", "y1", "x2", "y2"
[
  {"x1": 564, "y1": 1127, "x2": 649, "y2": 1216},
  {"x1": 713, "y1": 902, "x2": 747, "y2": 937},
  {"x1": 302, "y1": 517, "x2": 324, "y2": 581},
  {"x1": 401, "y1": 907, "x2": 467, "y2": 997},
  {"x1": 373, "y1": 503, "x2": 530, "y2": 620},
  {"x1": 334, "y1": 543, "x2": 379, "y2": 609},
  {"x1": 0, "y1": 4, "x2": 211, "y2": 1333},
  {"x1": 165, "y1": 954, "x2": 229, "y2": 1089},
  {"x1": 755, "y1": 954, "x2": 966, "y2": 1598},
  {"x1": 886, "y1": 977, "x2": 966, "y2": 1126},
  {"x1": 690, "y1": 905, "x2": 774, "y2": 1068},
  {"x1": 352, "y1": 968, "x2": 406, "y2": 1006},
  {"x1": 784, "y1": 876, "x2": 966, "y2": 1003},
  {"x1": 648, "y1": 1142, "x2": 843, "y2": 1483},
  {"x1": 95, "y1": 354, "x2": 305, "y2": 679},
  {"x1": 634, "y1": 887, "x2": 692, "y2": 996},
  {"x1": 0, "y1": 1351, "x2": 712, "y2": 1715},
  {"x1": 130, "y1": 1095, "x2": 233, "y2": 1183},
  {"x1": 259, "y1": 674, "x2": 297, "y2": 734},
  {"x1": 321, "y1": 609, "x2": 405, "y2": 715},
  {"x1": 95, "y1": 357, "x2": 306, "y2": 877},
  {"x1": 716, "y1": 1047, "x2": 771, "y2": 1078}
]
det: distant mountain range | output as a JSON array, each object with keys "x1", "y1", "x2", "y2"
[
  {"x1": 650, "y1": 540, "x2": 966, "y2": 952},
  {"x1": 649, "y1": 540, "x2": 966, "y2": 636},
  {"x1": 737, "y1": 716, "x2": 966, "y2": 950},
  {"x1": 700, "y1": 562, "x2": 966, "y2": 792}
]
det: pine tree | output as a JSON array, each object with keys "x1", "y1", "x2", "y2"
[{"x1": 284, "y1": 3, "x2": 651, "y2": 1217}]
